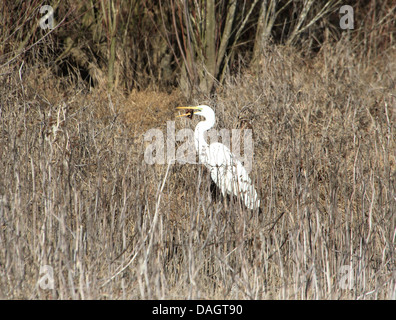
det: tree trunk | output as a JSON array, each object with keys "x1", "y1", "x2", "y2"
[{"x1": 202, "y1": 0, "x2": 216, "y2": 94}]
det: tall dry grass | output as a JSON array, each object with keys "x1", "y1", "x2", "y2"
[{"x1": 1, "y1": 39, "x2": 395, "y2": 299}]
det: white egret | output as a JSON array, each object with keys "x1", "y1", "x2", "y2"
[{"x1": 177, "y1": 105, "x2": 260, "y2": 210}]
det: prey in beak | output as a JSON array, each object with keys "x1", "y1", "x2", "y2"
[{"x1": 176, "y1": 106, "x2": 199, "y2": 119}]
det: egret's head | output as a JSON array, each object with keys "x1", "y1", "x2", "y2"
[{"x1": 176, "y1": 105, "x2": 214, "y2": 120}]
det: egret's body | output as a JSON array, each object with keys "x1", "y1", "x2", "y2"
[{"x1": 177, "y1": 105, "x2": 260, "y2": 210}]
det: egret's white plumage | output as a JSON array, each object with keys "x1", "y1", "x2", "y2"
[{"x1": 177, "y1": 105, "x2": 260, "y2": 210}]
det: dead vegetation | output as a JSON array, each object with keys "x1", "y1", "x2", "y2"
[{"x1": 0, "y1": 1, "x2": 395, "y2": 300}]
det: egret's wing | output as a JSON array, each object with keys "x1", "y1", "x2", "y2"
[{"x1": 207, "y1": 143, "x2": 260, "y2": 209}]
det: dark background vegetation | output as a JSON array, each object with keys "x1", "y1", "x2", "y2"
[{"x1": 0, "y1": 0, "x2": 395, "y2": 299}]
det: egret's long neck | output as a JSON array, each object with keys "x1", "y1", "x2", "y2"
[{"x1": 194, "y1": 117, "x2": 214, "y2": 159}]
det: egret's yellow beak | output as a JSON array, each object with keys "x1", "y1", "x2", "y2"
[{"x1": 176, "y1": 106, "x2": 201, "y2": 118}]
